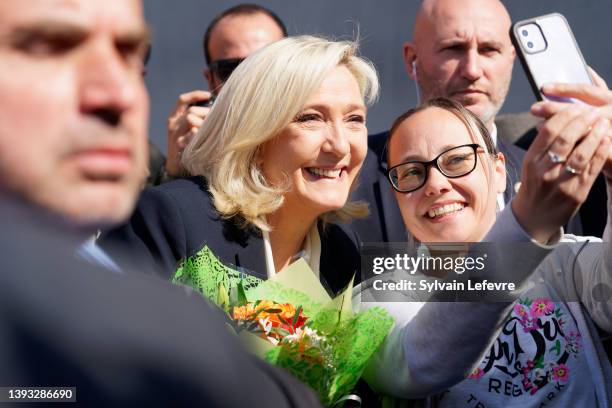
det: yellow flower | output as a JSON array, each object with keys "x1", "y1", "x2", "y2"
[
  {"x1": 232, "y1": 301, "x2": 302, "y2": 329},
  {"x1": 232, "y1": 303, "x2": 257, "y2": 320}
]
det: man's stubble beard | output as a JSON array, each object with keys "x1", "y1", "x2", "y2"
[{"x1": 416, "y1": 73, "x2": 513, "y2": 130}]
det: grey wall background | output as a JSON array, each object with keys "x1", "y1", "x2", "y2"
[{"x1": 143, "y1": 1, "x2": 612, "y2": 152}]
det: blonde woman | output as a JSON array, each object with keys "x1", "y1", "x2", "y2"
[{"x1": 104, "y1": 36, "x2": 377, "y2": 295}]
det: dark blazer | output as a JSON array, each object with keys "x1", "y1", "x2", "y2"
[
  {"x1": 145, "y1": 141, "x2": 166, "y2": 187},
  {"x1": 495, "y1": 111, "x2": 541, "y2": 147},
  {"x1": 350, "y1": 145, "x2": 407, "y2": 243},
  {"x1": 496, "y1": 135, "x2": 526, "y2": 203},
  {"x1": 0, "y1": 195, "x2": 321, "y2": 407},
  {"x1": 495, "y1": 112, "x2": 535, "y2": 201},
  {"x1": 102, "y1": 176, "x2": 360, "y2": 295}
]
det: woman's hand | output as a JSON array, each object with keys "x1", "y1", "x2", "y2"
[
  {"x1": 532, "y1": 68, "x2": 612, "y2": 181},
  {"x1": 512, "y1": 99, "x2": 610, "y2": 244}
]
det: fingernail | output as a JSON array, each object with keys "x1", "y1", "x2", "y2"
[{"x1": 531, "y1": 103, "x2": 544, "y2": 113}]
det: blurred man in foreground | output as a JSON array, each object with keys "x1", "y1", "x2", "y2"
[{"x1": 0, "y1": 1, "x2": 319, "y2": 405}]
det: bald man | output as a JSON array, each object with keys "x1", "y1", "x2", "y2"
[
  {"x1": 402, "y1": 0, "x2": 526, "y2": 206},
  {"x1": 405, "y1": 0, "x2": 515, "y2": 130},
  {"x1": 407, "y1": 0, "x2": 599, "y2": 236}
]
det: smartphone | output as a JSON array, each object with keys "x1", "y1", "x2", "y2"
[
  {"x1": 190, "y1": 95, "x2": 216, "y2": 108},
  {"x1": 511, "y1": 13, "x2": 592, "y2": 103}
]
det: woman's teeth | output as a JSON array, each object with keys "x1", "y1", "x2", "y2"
[
  {"x1": 307, "y1": 167, "x2": 342, "y2": 178},
  {"x1": 427, "y1": 203, "x2": 465, "y2": 219}
]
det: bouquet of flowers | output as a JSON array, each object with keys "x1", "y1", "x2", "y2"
[{"x1": 173, "y1": 246, "x2": 393, "y2": 406}]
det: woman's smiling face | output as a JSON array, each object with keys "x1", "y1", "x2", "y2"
[
  {"x1": 259, "y1": 65, "x2": 367, "y2": 218},
  {"x1": 388, "y1": 106, "x2": 506, "y2": 243}
]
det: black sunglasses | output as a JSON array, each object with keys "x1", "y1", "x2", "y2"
[
  {"x1": 208, "y1": 58, "x2": 245, "y2": 83},
  {"x1": 388, "y1": 144, "x2": 482, "y2": 193}
]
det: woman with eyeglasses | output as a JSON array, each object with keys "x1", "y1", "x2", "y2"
[{"x1": 360, "y1": 94, "x2": 612, "y2": 407}]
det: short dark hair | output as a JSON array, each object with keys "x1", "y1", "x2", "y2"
[{"x1": 202, "y1": 4, "x2": 287, "y2": 65}]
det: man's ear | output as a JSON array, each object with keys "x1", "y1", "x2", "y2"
[
  {"x1": 403, "y1": 42, "x2": 418, "y2": 81},
  {"x1": 494, "y1": 152, "x2": 507, "y2": 194},
  {"x1": 203, "y1": 69, "x2": 215, "y2": 90}
]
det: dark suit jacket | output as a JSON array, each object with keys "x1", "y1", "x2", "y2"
[
  {"x1": 102, "y1": 176, "x2": 360, "y2": 295},
  {"x1": 495, "y1": 113, "x2": 537, "y2": 197},
  {"x1": 0, "y1": 195, "x2": 321, "y2": 407},
  {"x1": 350, "y1": 145, "x2": 407, "y2": 243},
  {"x1": 495, "y1": 111, "x2": 541, "y2": 147},
  {"x1": 496, "y1": 136, "x2": 526, "y2": 203},
  {"x1": 146, "y1": 141, "x2": 166, "y2": 187}
]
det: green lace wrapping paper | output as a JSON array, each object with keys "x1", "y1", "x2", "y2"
[
  {"x1": 267, "y1": 306, "x2": 394, "y2": 406},
  {"x1": 173, "y1": 245, "x2": 394, "y2": 406},
  {"x1": 173, "y1": 245, "x2": 262, "y2": 304}
]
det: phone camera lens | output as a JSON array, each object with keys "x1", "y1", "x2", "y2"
[
  {"x1": 527, "y1": 41, "x2": 534, "y2": 48},
  {"x1": 521, "y1": 29, "x2": 529, "y2": 37}
]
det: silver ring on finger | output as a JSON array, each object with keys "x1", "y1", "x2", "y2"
[
  {"x1": 547, "y1": 150, "x2": 566, "y2": 164},
  {"x1": 564, "y1": 165, "x2": 582, "y2": 175}
]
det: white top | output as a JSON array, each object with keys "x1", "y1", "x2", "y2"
[{"x1": 261, "y1": 223, "x2": 321, "y2": 279}]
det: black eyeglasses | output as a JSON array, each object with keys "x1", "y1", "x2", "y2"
[
  {"x1": 388, "y1": 144, "x2": 482, "y2": 193},
  {"x1": 208, "y1": 58, "x2": 245, "y2": 83}
]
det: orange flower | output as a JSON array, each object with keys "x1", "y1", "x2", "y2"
[
  {"x1": 232, "y1": 300, "x2": 307, "y2": 335},
  {"x1": 257, "y1": 302, "x2": 297, "y2": 323},
  {"x1": 232, "y1": 303, "x2": 258, "y2": 320}
]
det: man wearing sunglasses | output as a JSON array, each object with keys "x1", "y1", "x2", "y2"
[{"x1": 161, "y1": 4, "x2": 286, "y2": 180}]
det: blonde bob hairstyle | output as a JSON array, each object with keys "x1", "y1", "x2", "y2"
[{"x1": 182, "y1": 35, "x2": 379, "y2": 231}]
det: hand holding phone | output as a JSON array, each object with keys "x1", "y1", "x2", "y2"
[
  {"x1": 511, "y1": 13, "x2": 592, "y2": 103},
  {"x1": 531, "y1": 78, "x2": 612, "y2": 181},
  {"x1": 190, "y1": 95, "x2": 216, "y2": 108}
]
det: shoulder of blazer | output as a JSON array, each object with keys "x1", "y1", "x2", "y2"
[
  {"x1": 367, "y1": 131, "x2": 390, "y2": 171},
  {"x1": 108, "y1": 176, "x2": 264, "y2": 278},
  {"x1": 149, "y1": 175, "x2": 261, "y2": 247},
  {"x1": 142, "y1": 176, "x2": 243, "y2": 233},
  {"x1": 497, "y1": 137, "x2": 526, "y2": 164},
  {"x1": 146, "y1": 176, "x2": 212, "y2": 212},
  {"x1": 495, "y1": 112, "x2": 541, "y2": 145}
]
